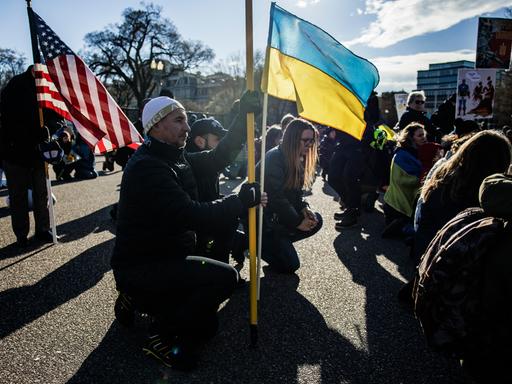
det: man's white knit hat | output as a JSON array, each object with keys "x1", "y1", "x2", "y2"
[{"x1": 142, "y1": 96, "x2": 185, "y2": 135}]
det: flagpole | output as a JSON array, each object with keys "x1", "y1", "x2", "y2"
[
  {"x1": 257, "y1": 92, "x2": 268, "y2": 300},
  {"x1": 27, "y1": 0, "x2": 58, "y2": 244},
  {"x1": 245, "y1": 0, "x2": 258, "y2": 347},
  {"x1": 257, "y1": 5, "x2": 275, "y2": 299}
]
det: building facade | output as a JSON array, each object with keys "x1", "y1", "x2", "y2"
[{"x1": 416, "y1": 60, "x2": 475, "y2": 115}]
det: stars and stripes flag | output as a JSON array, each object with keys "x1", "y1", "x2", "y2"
[{"x1": 31, "y1": 10, "x2": 142, "y2": 153}]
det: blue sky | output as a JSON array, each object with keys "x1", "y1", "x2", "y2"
[{"x1": 0, "y1": 0, "x2": 510, "y2": 93}]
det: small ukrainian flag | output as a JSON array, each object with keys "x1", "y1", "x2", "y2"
[{"x1": 262, "y1": 3, "x2": 380, "y2": 140}]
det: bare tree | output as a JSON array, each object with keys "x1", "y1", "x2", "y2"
[
  {"x1": 0, "y1": 48, "x2": 27, "y2": 91},
  {"x1": 82, "y1": 3, "x2": 214, "y2": 109},
  {"x1": 206, "y1": 50, "x2": 265, "y2": 115}
]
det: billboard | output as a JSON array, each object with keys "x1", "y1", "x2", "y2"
[
  {"x1": 456, "y1": 69, "x2": 497, "y2": 120},
  {"x1": 476, "y1": 17, "x2": 512, "y2": 69}
]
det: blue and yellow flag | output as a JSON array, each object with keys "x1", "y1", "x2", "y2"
[{"x1": 262, "y1": 3, "x2": 380, "y2": 140}]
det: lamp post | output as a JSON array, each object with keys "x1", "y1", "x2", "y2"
[{"x1": 150, "y1": 59, "x2": 165, "y2": 96}]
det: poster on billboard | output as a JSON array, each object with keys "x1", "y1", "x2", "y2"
[
  {"x1": 456, "y1": 69, "x2": 496, "y2": 120},
  {"x1": 476, "y1": 17, "x2": 512, "y2": 69},
  {"x1": 394, "y1": 93, "x2": 408, "y2": 120}
]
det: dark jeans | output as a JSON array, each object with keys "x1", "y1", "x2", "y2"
[
  {"x1": 113, "y1": 256, "x2": 238, "y2": 341},
  {"x1": 3, "y1": 160, "x2": 50, "y2": 240},
  {"x1": 262, "y1": 212, "x2": 323, "y2": 274},
  {"x1": 328, "y1": 146, "x2": 364, "y2": 209},
  {"x1": 195, "y1": 217, "x2": 240, "y2": 264}
]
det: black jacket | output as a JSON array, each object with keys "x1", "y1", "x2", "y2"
[
  {"x1": 185, "y1": 115, "x2": 246, "y2": 202},
  {"x1": 398, "y1": 108, "x2": 434, "y2": 141},
  {"x1": 111, "y1": 137, "x2": 244, "y2": 270},
  {"x1": 0, "y1": 68, "x2": 63, "y2": 166},
  {"x1": 260, "y1": 146, "x2": 307, "y2": 229}
]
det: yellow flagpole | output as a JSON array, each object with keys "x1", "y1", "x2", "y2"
[{"x1": 245, "y1": 0, "x2": 258, "y2": 346}]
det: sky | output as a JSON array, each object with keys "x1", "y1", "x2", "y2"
[{"x1": 0, "y1": 0, "x2": 510, "y2": 93}]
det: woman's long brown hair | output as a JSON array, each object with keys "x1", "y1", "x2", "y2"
[
  {"x1": 421, "y1": 130, "x2": 511, "y2": 205},
  {"x1": 280, "y1": 118, "x2": 319, "y2": 190}
]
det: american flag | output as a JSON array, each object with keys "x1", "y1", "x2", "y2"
[{"x1": 32, "y1": 11, "x2": 142, "y2": 153}]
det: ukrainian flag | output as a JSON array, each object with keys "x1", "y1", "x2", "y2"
[{"x1": 262, "y1": 3, "x2": 380, "y2": 140}]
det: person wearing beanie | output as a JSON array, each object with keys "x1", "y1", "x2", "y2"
[{"x1": 110, "y1": 91, "x2": 264, "y2": 370}]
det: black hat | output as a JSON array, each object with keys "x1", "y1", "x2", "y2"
[{"x1": 190, "y1": 117, "x2": 227, "y2": 138}]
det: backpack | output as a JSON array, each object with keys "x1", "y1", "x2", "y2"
[{"x1": 412, "y1": 207, "x2": 508, "y2": 358}]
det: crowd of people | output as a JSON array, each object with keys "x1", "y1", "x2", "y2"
[{"x1": 1, "y1": 66, "x2": 511, "y2": 381}]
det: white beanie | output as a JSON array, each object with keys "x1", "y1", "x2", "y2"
[{"x1": 142, "y1": 96, "x2": 185, "y2": 135}]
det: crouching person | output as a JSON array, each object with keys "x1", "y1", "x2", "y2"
[
  {"x1": 110, "y1": 96, "x2": 265, "y2": 371},
  {"x1": 259, "y1": 118, "x2": 323, "y2": 274}
]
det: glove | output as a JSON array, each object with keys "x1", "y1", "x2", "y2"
[
  {"x1": 38, "y1": 140, "x2": 64, "y2": 165},
  {"x1": 239, "y1": 90, "x2": 261, "y2": 115},
  {"x1": 238, "y1": 182, "x2": 261, "y2": 209}
]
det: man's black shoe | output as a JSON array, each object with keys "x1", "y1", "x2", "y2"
[
  {"x1": 16, "y1": 237, "x2": 28, "y2": 247},
  {"x1": 114, "y1": 291, "x2": 135, "y2": 327},
  {"x1": 34, "y1": 231, "x2": 60, "y2": 243},
  {"x1": 334, "y1": 208, "x2": 361, "y2": 221},
  {"x1": 143, "y1": 334, "x2": 198, "y2": 372},
  {"x1": 335, "y1": 208, "x2": 359, "y2": 230}
]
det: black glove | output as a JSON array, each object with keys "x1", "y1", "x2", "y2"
[
  {"x1": 238, "y1": 182, "x2": 261, "y2": 209},
  {"x1": 38, "y1": 140, "x2": 64, "y2": 165},
  {"x1": 239, "y1": 90, "x2": 261, "y2": 115}
]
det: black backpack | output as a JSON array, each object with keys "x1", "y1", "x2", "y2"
[{"x1": 412, "y1": 207, "x2": 508, "y2": 357}]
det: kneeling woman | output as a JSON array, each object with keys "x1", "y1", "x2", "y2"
[{"x1": 260, "y1": 118, "x2": 323, "y2": 273}]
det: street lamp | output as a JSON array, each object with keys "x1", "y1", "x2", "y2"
[{"x1": 150, "y1": 59, "x2": 165, "y2": 96}]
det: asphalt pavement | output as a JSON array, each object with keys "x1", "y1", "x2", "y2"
[{"x1": 0, "y1": 159, "x2": 466, "y2": 384}]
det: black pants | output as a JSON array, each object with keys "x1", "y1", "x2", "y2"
[
  {"x1": 261, "y1": 212, "x2": 323, "y2": 274},
  {"x1": 328, "y1": 146, "x2": 364, "y2": 209},
  {"x1": 195, "y1": 217, "x2": 240, "y2": 264},
  {"x1": 114, "y1": 256, "x2": 238, "y2": 341},
  {"x1": 3, "y1": 160, "x2": 50, "y2": 240}
]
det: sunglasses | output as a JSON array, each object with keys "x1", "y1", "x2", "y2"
[
  {"x1": 414, "y1": 100, "x2": 425, "y2": 105},
  {"x1": 301, "y1": 138, "x2": 315, "y2": 144}
]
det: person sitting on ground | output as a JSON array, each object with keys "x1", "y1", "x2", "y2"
[
  {"x1": 413, "y1": 130, "x2": 511, "y2": 263},
  {"x1": 382, "y1": 123, "x2": 426, "y2": 238},
  {"x1": 185, "y1": 115, "x2": 250, "y2": 264},
  {"x1": 111, "y1": 92, "x2": 265, "y2": 371},
  {"x1": 259, "y1": 118, "x2": 322, "y2": 274},
  {"x1": 460, "y1": 171, "x2": 512, "y2": 383}
]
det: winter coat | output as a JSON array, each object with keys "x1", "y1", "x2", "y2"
[
  {"x1": 413, "y1": 184, "x2": 468, "y2": 262},
  {"x1": 319, "y1": 134, "x2": 336, "y2": 170},
  {"x1": 259, "y1": 146, "x2": 308, "y2": 229},
  {"x1": 185, "y1": 115, "x2": 246, "y2": 202},
  {"x1": 0, "y1": 68, "x2": 63, "y2": 166},
  {"x1": 384, "y1": 147, "x2": 421, "y2": 217},
  {"x1": 398, "y1": 107, "x2": 435, "y2": 141},
  {"x1": 111, "y1": 137, "x2": 244, "y2": 270}
]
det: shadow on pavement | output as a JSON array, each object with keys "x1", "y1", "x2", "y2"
[
  {"x1": 0, "y1": 239, "x2": 113, "y2": 340},
  {"x1": 57, "y1": 206, "x2": 115, "y2": 243},
  {"x1": 334, "y1": 211, "x2": 465, "y2": 383},
  {"x1": 68, "y1": 269, "x2": 368, "y2": 384}
]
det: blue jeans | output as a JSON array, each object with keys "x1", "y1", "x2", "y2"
[{"x1": 262, "y1": 212, "x2": 323, "y2": 274}]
